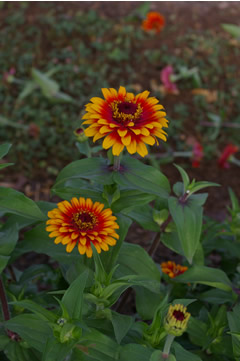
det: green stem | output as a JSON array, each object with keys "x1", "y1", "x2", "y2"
[
  {"x1": 162, "y1": 334, "x2": 175, "y2": 359},
  {"x1": 230, "y1": 156, "x2": 240, "y2": 167},
  {"x1": 0, "y1": 277, "x2": 10, "y2": 321},
  {"x1": 113, "y1": 156, "x2": 121, "y2": 171}
]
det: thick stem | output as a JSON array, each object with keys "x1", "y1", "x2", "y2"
[
  {"x1": 162, "y1": 334, "x2": 175, "y2": 359},
  {"x1": 113, "y1": 156, "x2": 121, "y2": 171},
  {"x1": 0, "y1": 277, "x2": 20, "y2": 341},
  {"x1": 148, "y1": 215, "x2": 172, "y2": 257},
  {"x1": 0, "y1": 277, "x2": 10, "y2": 321}
]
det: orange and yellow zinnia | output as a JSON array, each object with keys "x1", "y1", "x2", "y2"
[
  {"x1": 46, "y1": 197, "x2": 119, "y2": 258},
  {"x1": 82, "y1": 86, "x2": 168, "y2": 157},
  {"x1": 161, "y1": 261, "x2": 188, "y2": 278},
  {"x1": 142, "y1": 12, "x2": 165, "y2": 33}
]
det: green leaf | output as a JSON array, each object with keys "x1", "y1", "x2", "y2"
[
  {"x1": 198, "y1": 289, "x2": 235, "y2": 304},
  {"x1": 0, "y1": 188, "x2": 46, "y2": 220},
  {"x1": 0, "y1": 163, "x2": 14, "y2": 170},
  {"x1": 111, "y1": 311, "x2": 133, "y2": 344},
  {"x1": 173, "y1": 342, "x2": 202, "y2": 361},
  {"x1": 115, "y1": 243, "x2": 161, "y2": 281},
  {"x1": 31, "y1": 68, "x2": 59, "y2": 97},
  {"x1": 111, "y1": 190, "x2": 155, "y2": 213},
  {"x1": 53, "y1": 158, "x2": 114, "y2": 189},
  {"x1": 135, "y1": 288, "x2": 164, "y2": 320},
  {"x1": 52, "y1": 179, "x2": 104, "y2": 203},
  {"x1": 222, "y1": 24, "x2": 240, "y2": 38},
  {"x1": 79, "y1": 328, "x2": 121, "y2": 360},
  {"x1": 42, "y1": 338, "x2": 76, "y2": 361},
  {"x1": 16, "y1": 223, "x2": 81, "y2": 264},
  {"x1": 228, "y1": 187, "x2": 240, "y2": 212},
  {"x1": 173, "y1": 265, "x2": 232, "y2": 291},
  {"x1": 62, "y1": 271, "x2": 88, "y2": 320},
  {"x1": 6, "y1": 314, "x2": 52, "y2": 352},
  {"x1": 114, "y1": 157, "x2": 170, "y2": 198},
  {"x1": 228, "y1": 304, "x2": 240, "y2": 359},
  {"x1": 0, "y1": 115, "x2": 27, "y2": 130},
  {"x1": 168, "y1": 197, "x2": 202, "y2": 263},
  {"x1": 174, "y1": 164, "x2": 189, "y2": 193},
  {"x1": 100, "y1": 214, "x2": 132, "y2": 274},
  {"x1": 0, "y1": 223, "x2": 18, "y2": 256},
  {"x1": 119, "y1": 343, "x2": 153, "y2": 361},
  {"x1": 122, "y1": 204, "x2": 159, "y2": 232},
  {"x1": 9, "y1": 299, "x2": 57, "y2": 323},
  {"x1": 0, "y1": 254, "x2": 10, "y2": 274},
  {"x1": 17, "y1": 81, "x2": 38, "y2": 102},
  {"x1": 0, "y1": 143, "x2": 11, "y2": 159},
  {"x1": 188, "y1": 181, "x2": 219, "y2": 196}
]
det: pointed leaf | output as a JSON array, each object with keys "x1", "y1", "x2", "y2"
[
  {"x1": 62, "y1": 271, "x2": 88, "y2": 320},
  {"x1": 173, "y1": 265, "x2": 232, "y2": 291}
]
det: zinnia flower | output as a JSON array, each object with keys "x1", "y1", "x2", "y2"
[
  {"x1": 218, "y1": 144, "x2": 238, "y2": 168},
  {"x1": 164, "y1": 304, "x2": 190, "y2": 336},
  {"x1": 161, "y1": 261, "x2": 188, "y2": 278},
  {"x1": 46, "y1": 197, "x2": 119, "y2": 258},
  {"x1": 160, "y1": 65, "x2": 179, "y2": 94},
  {"x1": 82, "y1": 86, "x2": 168, "y2": 157},
  {"x1": 192, "y1": 142, "x2": 203, "y2": 168},
  {"x1": 142, "y1": 12, "x2": 165, "y2": 33}
]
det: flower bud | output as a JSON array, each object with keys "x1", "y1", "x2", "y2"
[
  {"x1": 74, "y1": 127, "x2": 88, "y2": 142},
  {"x1": 164, "y1": 304, "x2": 190, "y2": 337}
]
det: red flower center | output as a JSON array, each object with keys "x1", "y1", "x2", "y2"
[
  {"x1": 173, "y1": 310, "x2": 185, "y2": 321},
  {"x1": 111, "y1": 100, "x2": 143, "y2": 123},
  {"x1": 72, "y1": 211, "x2": 97, "y2": 231},
  {"x1": 118, "y1": 101, "x2": 138, "y2": 115}
]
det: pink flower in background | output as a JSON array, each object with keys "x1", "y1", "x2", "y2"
[
  {"x1": 218, "y1": 144, "x2": 238, "y2": 168},
  {"x1": 3, "y1": 67, "x2": 16, "y2": 83},
  {"x1": 160, "y1": 65, "x2": 178, "y2": 94},
  {"x1": 192, "y1": 142, "x2": 204, "y2": 168}
]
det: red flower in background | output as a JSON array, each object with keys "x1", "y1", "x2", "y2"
[
  {"x1": 218, "y1": 144, "x2": 238, "y2": 168},
  {"x1": 160, "y1": 65, "x2": 179, "y2": 94},
  {"x1": 192, "y1": 142, "x2": 204, "y2": 168},
  {"x1": 142, "y1": 12, "x2": 165, "y2": 33}
]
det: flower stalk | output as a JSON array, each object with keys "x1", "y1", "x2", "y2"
[
  {"x1": 162, "y1": 334, "x2": 175, "y2": 359},
  {"x1": 113, "y1": 156, "x2": 121, "y2": 171}
]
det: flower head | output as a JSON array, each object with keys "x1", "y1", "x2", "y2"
[
  {"x1": 164, "y1": 304, "x2": 190, "y2": 337},
  {"x1": 161, "y1": 261, "x2": 188, "y2": 278},
  {"x1": 192, "y1": 142, "x2": 204, "y2": 168},
  {"x1": 46, "y1": 197, "x2": 119, "y2": 258},
  {"x1": 82, "y1": 86, "x2": 168, "y2": 157},
  {"x1": 142, "y1": 12, "x2": 165, "y2": 33},
  {"x1": 160, "y1": 65, "x2": 179, "y2": 94},
  {"x1": 218, "y1": 144, "x2": 238, "y2": 168}
]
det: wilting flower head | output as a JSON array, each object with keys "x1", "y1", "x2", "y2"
[
  {"x1": 218, "y1": 144, "x2": 238, "y2": 168},
  {"x1": 192, "y1": 142, "x2": 204, "y2": 168},
  {"x1": 46, "y1": 197, "x2": 119, "y2": 258},
  {"x1": 142, "y1": 12, "x2": 165, "y2": 33},
  {"x1": 160, "y1": 65, "x2": 179, "y2": 94},
  {"x1": 164, "y1": 304, "x2": 190, "y2": 337},
  {"x1": 161, "y1": 261, "x2": 188, "y2": 278},
  {"x1": 82, "y1": 86, "x2": 168, "y2": 157}
]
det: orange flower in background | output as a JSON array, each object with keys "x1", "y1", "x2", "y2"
[
  {"x1": 46, "y1": 197, "x2": 119, "y2": 258},
  {"x1": 83, "y1": 86, "x2": 168, "y2": 157},
  {"x1": 142, "y1": 12, "x2": 165, "y2": 33},
  {"x1": 161, "y1": 261, "x2": 188, "y2": 278},
  {"x1": 218, "y1": 144, "x2": 238, "y2": 168}
]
